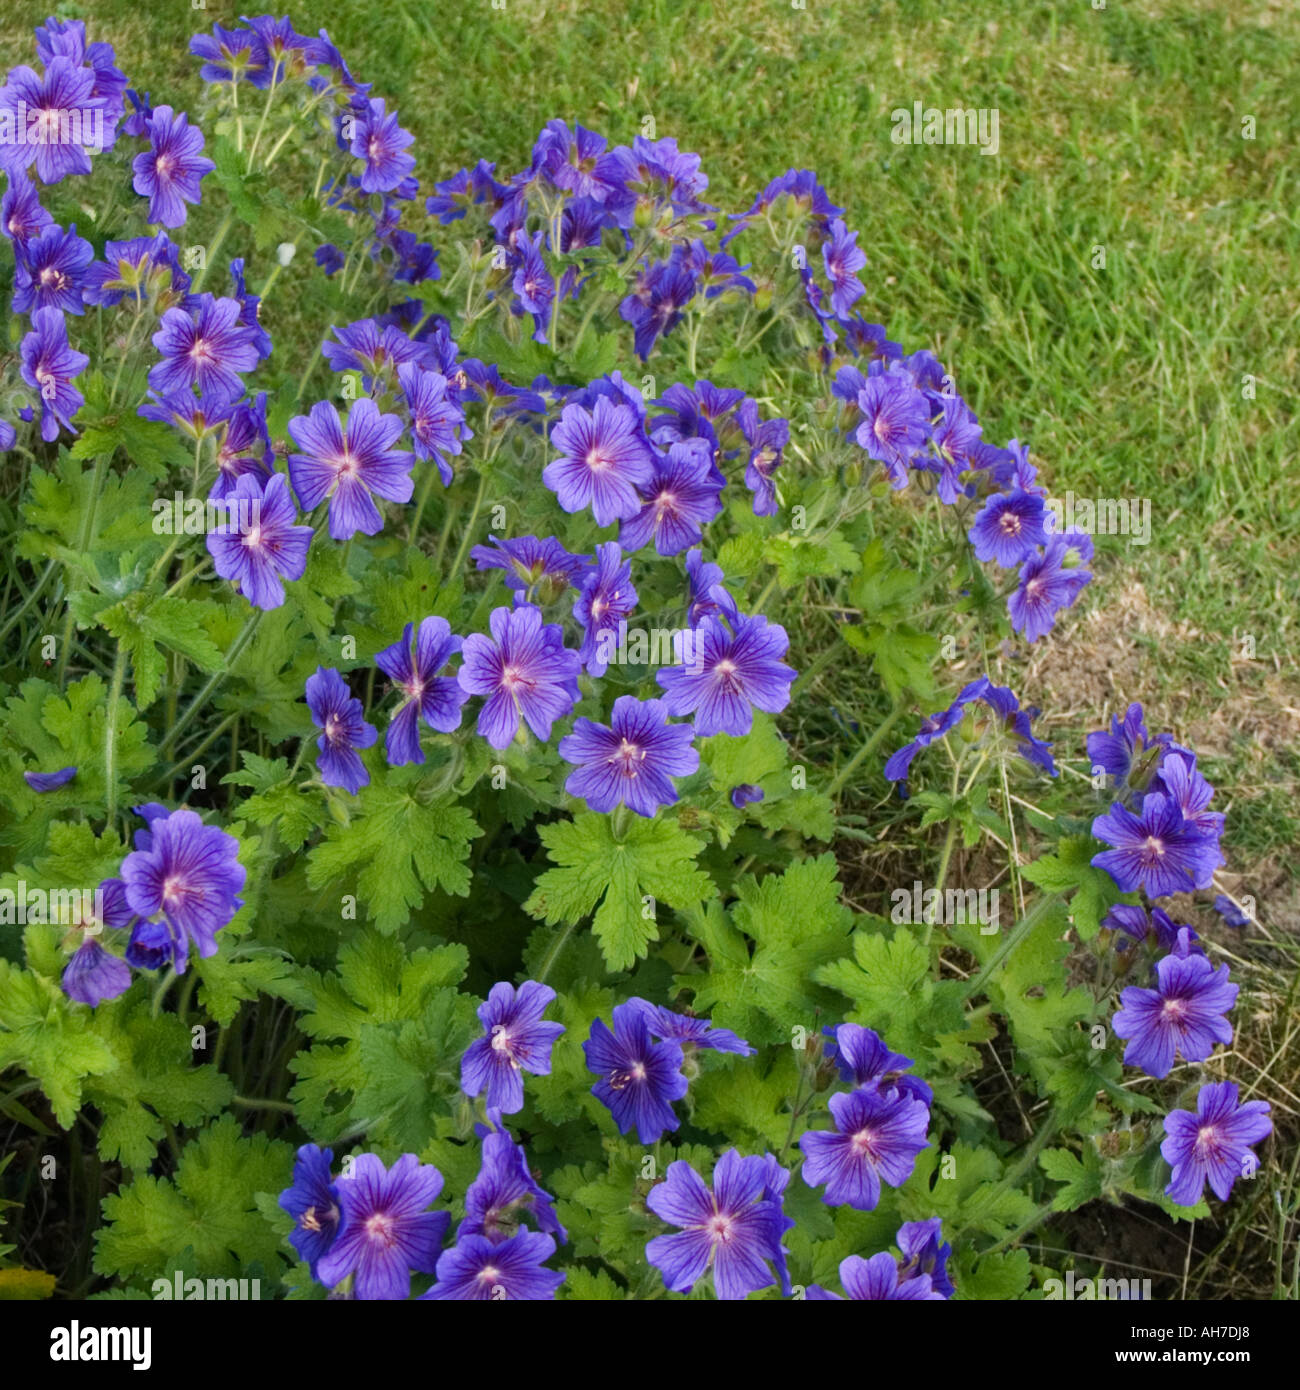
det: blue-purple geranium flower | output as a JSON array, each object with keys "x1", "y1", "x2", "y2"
[
  {"x1": 457, "y1": 605, "x2": 581, "y2": 749},
  {"x1": 305, "y1": 666, "x2": 378, "y2": 794},
  {"x1": 207, "y1": 472, "x2": 311, "y2": 611},
  {"x1": 657, "y1": 613, "x2": 796, "y2": 737},
  {"x1": 584, "y1": 1001, "x2": 688, "y2": 1143},
  {"x1": 799, "y1": 1085, "x2": 931, "y2": 1211},
  {"x1": 288, "y1": 397, "x2": 414, "y2": 540},
  {"x1": 316, "y1": 1153, "x2": 448, "y2": 1300},
  {"x1": 132, "y1": 105, "x2": 214, "y2": 228},
  {"x1": 645, "y1": 1149, "x2": 791, "y2": 1301},
  {"x1": 559, "y1": 696, "x2": 699, "y2": 817},
  {"x1": 1112, "y1": 951, "x2": 1237, "y2": 1079},
  {"x1": 1161, "y1": 1081, "x2": 1271, "y2": 1208},
  {"x1": 118, "y1": 807, "x2": 245, "y2": 971},
  {"x1": 460, "y1": 980, "x2": 565, "y2": 1115}
]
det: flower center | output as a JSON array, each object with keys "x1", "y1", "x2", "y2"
[
  {"x1": 851, "y1": 1126, "x2": 879, "y2": 1159},
  {"x1": 242, "y1": 525, "x2": 263, "y2": 550},
  {"x1": 585, "y1": 448, "x2": 610, "y2": 472},
  {"x1": 608, "y1": 737, "x2": 646, "y2": 778},
  {"x1": 364, "y1": 1212, "x2": 397, "y2": 1247},
  {"x1": 999, "y1": 512, "x2": 1022, "y2": 535}
]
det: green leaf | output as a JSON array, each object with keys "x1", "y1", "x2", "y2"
[
  {"x1": 0, "y1": 961, "x2": 118, "y2": 1127},
  {"x1": 93, "y1": 1116, "x2": 293, "y2": 1282},
  {"x1": 524, "y1": 813, "x2": 714, "y2": 971},
  {"x1": 682, "y1": 854, "x2": 850, "y2": 1046},
  {"x1": 100, "y1": 594, "x2": 225, "y2": 710},
  {"x1": 1040, "y1": 1146, "x2": 1104, "y2": 1212},
  {"x1": 305, "y1": 779, "x2": 482, "y2": 932},
  {"x1": 1021, "y1": 836, "x2": 1121, "y2": 940}
]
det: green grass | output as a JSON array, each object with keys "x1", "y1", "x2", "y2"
[{"x1": 3, "y1": 0, "x2": 1297, "y2": 1298}]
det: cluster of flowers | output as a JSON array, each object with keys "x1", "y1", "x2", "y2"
[
  {"x1": 299, "y1": 523, "x2": 794, "y2": 808},
  {"x1": 883, "y1": 673, "x2": 1057, "y2": 798},
  {"x1": 44, "y1": 803, "x2": 246, "y2": 1007},
  {"x1": 278, "y1": 980, "x2": 951, "y2": 1300},
  {"x1": 1089, "y1": 704, "x2": 1271, "y2": 1207},
  {"x1": 192, "y1": 16, "x2": 441, "y2": 288}
]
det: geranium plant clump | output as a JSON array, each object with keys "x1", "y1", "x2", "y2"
[{"x1": 0, "y1": 14, "x2": 1269, "y2": 1302}]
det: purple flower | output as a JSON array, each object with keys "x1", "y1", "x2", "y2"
[
  {"x1": 1, "y1": 171, "x2": 52, "y2": 242},
  {"x1": 61, "y1": 940, "x2": 131, "y2": 1007},
  {"x1": 1008, "y1": 531, "x2": 1092, "y2": 642},
  {"x1": 132, "y1": 106, "x2": 214, "y2": 228},
  {"x1": 822, "y1": 219, "x2": 867, "y2": 318},
  {"x1": 305, "y1": 667, "x2": 377, "y2": 794},
  {"x1": 645, "y1": 1150, "x2": 790, "y2": 1301},
  {"x1": 1154, "y1": 752, "x2": 1225, "y2": 841},
  {"x1": 457, "y1": 605, "x2": 581, "y2": 750},
  {"x1": 316, "y1": 1154, "x2": 448, "y2": 1300},
  {"x1": 1213, "y1": 895, "x2": 1251, "y2": 930},
  {"x1": 12, "y1": 222, "x2": 93, "y2": 316},
  {"x1": 149, "y1": 294, "x2": 260, "y2": 405},
  {"x1": 1092, "y1": 794, "x2": 1223, "y2": 898},
  {"x1": 375, "y1": 616, "x2": 467, "y2": 766},
  {"x1": 206, "y1": 473, "x2": 311, "y2": 611},
  {"x1": 321, "y1": 317, "x2": 429, "y2": 389},
  {"x1": 0, "y1": 419, "x2": 15, "y2": 452},
  {"x1": 459, "y1": 980, "x2": 565, "y2": 1114},
  {"x1": 573, "y1": 541, "x2": 637, "y2": 677},
  {"x1": 211, "y1": 392, "x2": 274, "y2": 498},
  {"x1": 1086, "y1": 703, "x2": 1158, "y2": 785},
  {"x1": 545, "y1": 396, "x2": 654, "y2": 526},
  {"x1": 23, "y1": 765, "x2": 77, "y2": 792},
  {"x1": 897, "y1": 1217, "x2": 955, "y2": 1298},
  {"x1": 620, "y1": 249, "x2": 697, "y2": 359},
  {"x1": 460, "y1": 1127, "x2": 566, "y2": 1246},
  {"x1": 511, "y1": 229, "x2": 554, "y2": 338},
  {"x1": 821, "y1": 1024, "x2": 933, "y2": 1106},
  {"x1": 350, "y1": 97, "x2": 415, "y2": 194},
  {"x1": 738, "y1": 401, "x2": 788, "y2": 517},
  {"x1": 559, "y1": 696, "x2": 699, "y2": 817},
  {"x1": 20, "y1": 307, "x2": 88, "y2": 442},
  {"x1": 470, "y1": 535, "x2": 590, "y2": 606},
  {"x1": 657, "y1": 613, "x2": 796, "y2": 737},
  {"x1": 278, "y1": 1144, "x2": 341, "y2": 1279},
  {"x1": 730, "y1": 784, "x2": 764, "y2": 809},
  {"x1": 883, "y1": 677, "x2": 990, "y2": 794},
  {"x1": 1103, "y1": 903, "x2": 1196, "y2": 955},
  {"x1": 627, "y1": 999, "x2": 754, "y2": 1056},
  {"x1": 799, "y1": 1086, "x2": 931, "y2": 1211},
  {"x1": 422, "y1": 1230, "x2": 563, "y2": 1301},
  {"x1": 1112, "y1": 951, "x2": 1237, "y2": 1079},
  {"x1": 189, "y1": 24, "x2": 272, "y2": 87},
  {"x1": 398, "y1": 363, "x2": 469, "y2": 486},
  {"x1": 1161, "y1": 1081, "x2": 1271, "y2": 1207},
  {"x1": 288, "y1": 398, "x2": 414, "y2": 540},
  {"x1": 228, "y1": 258, "x2": 271, "y2": 360},
  {"x1": 685, "y1": 547, "x2": 739, "y2": 628},
  {"x1": 807, "y1": 1251, "x2": 945, "y2": 1301},
  {"x1": 855, "y1": 373, "x2": 930, "y2": 486},
  {"x1": 0, "y1": 59, "x2": 106, "y2": 184},
  {"x1": 619, "y1": 439, "x2": 723, "y2": 556},
  {"x1": 82, "y1": 232, "x2": 189, "y2": 309},
  {"x1": 119, "y1": 808, "x2": 245, "y2": 970},
  {"x1": 532, "y1": 119, "x2": 619, "y2": 201},
  {"x1": 969, "y1": 490, "x2": 1048, "y2": 568},
  {"x1": 584, "y1": 1001, "x2": 688, "y2": 1142}
]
